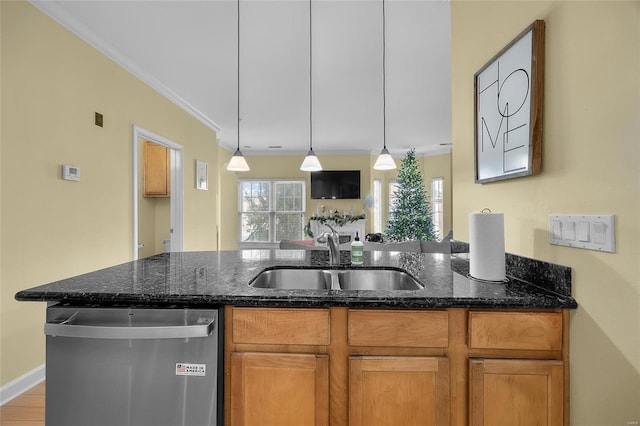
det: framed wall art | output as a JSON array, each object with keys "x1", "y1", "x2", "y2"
[
  {"x1": 196, "y1": 160, "x2": 208, "y2": 190},
  {"x1": 474, "y1": 20, "x2": 545, "y2": 184}
]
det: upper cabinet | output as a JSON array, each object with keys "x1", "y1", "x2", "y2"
[{"x1": 143, "y1": 141, "x2": 170, "y2": 198}]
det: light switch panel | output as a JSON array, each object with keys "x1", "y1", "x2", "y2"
[
  {"x1": 593, "y1": 222, "x2": 607, "y2": 244},
  {"x1": 577, "y1": 222, "x2": 590, "y2": 242},
  {"x1": 551, "y1": 220, "x2": 562, "y2": 240},
  {"x1": 549, "y1": 214, "x2": 615, "y2": 253},
  {"x1": 562, "y1": 221, "x2": 576, "y2": 241}
]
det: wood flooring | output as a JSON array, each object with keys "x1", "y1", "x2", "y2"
[{"x1": 0, "y1": 382, "x2": 45, "y2": 426}]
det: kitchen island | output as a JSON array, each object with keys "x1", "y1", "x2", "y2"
[
  {"x1": 16, "y1": 249, "x2": 576, "y2": 309},
  {"x1": 16, "y1": 249, "x2": 577, "y2": 426}
]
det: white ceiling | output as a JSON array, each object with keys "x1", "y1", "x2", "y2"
[{"x1": 31, "y1": 0, "x2": 452, "y2": 157}]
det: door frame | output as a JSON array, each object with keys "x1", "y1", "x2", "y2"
[{"x1": 132, "y1": 125, "x2": 184, "y2": 260}]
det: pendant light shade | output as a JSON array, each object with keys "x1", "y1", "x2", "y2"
[
  {"x1": 227, "y1": 149, "x2": 250, "y2": 172},
  {"x1": 373, "y1": 147, "x2": 396, "y2": 170},
  {"x1": 373, "y1": 0, "x2": 396, "y2": 171},
  {"x1": 300, "y1": 0, "x2": 322, "y2": 172},
  {"x1": 301, "y1": 149, "x2": 322, "y2": 172},
  {"x1": 227, "y1": 0, "x2": 250, "y2": 172}
]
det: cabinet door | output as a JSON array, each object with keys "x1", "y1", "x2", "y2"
[
  {"x1": 469, "y1": 358, "x2": 563, "y2": 426},
  {"x1": 230, "y1": 352, "x2": 329, "y2": 426},
  {"x1": 349, "y1": 356, "x2": 449, "y2": 426},
  {"x1": 143, "y1": 141, "x2": 170, "y2": 197}
]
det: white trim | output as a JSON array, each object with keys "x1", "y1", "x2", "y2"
[
  {"x1": 133, "y1": 126, "x2": 184, "y2": 260},
  {"x1": 29, "y1": 1, "x2": 222, "y2": 133},
  {"x1": 0, "y1": 364, "x2": 45, "y2": 406}
]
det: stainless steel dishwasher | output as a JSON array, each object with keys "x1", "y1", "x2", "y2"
[{"x1": 44, "y1": 305, "x2": 223, "y2": 426}]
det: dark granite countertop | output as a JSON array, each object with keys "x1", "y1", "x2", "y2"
[{"x1": 15, "y1": 249, "x2": 577, "y2": 309}]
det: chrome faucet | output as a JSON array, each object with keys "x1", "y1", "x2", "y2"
[{"x1": 316, "y1": 224, "x2": 340, "y2": 266}]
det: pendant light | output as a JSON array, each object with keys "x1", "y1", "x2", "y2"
[
  {"x1": 300, "y1": 0, "x2": 322, "y2": 172},
  {"x1": 373, "y1": 0, "x2": 397, "y2": 171},
  {"x1": 227, "y1": 0, "x2": 250, "y2": 172}
]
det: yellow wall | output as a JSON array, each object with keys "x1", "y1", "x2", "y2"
[
  {"x1": 217, "y1": 152, "x2": 451, "y2": 249},
  {"x1": 0, "y1": 1, "x2": 218, "y2": 386},
  {"x1": 0, "y1": 0, "x2": 3, "y2": 392},
  {"x1": 451, "y1": 1, "x2": 639, "y2": 423}
]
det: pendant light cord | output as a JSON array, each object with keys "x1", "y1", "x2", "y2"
[
  {"x1": 309, "y1": 0, "x2": 313, "y2": 152},
  {"x1": 237, "y1": 0, "x2": 241, "y2": 151},
  {"x1": 382, "y1": 0, "x2": 387, "y2": 150}
]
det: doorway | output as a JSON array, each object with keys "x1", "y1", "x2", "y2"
[{"x1": 132, "y1": 125, "x2": 184, "y2": 260}]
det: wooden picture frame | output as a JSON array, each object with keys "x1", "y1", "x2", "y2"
[{"x1": 474, "y1": 20, "x2": 545, "y2": 184}]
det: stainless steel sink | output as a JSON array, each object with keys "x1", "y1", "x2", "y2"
[
  {"x1": 249, "y1": 268, "x2": 333, "y2": 290},
  {"x1": 249, "y1": 267, "x2": 423, "y2": 291},
  {"x1": 337, "y1": 269, "x2": 423, "y2": 290}
]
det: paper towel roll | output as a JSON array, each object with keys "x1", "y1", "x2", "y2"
[{"x1": 469, "y1": 212, "x2": 506, "y2": 281}]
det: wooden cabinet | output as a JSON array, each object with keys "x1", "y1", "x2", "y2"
[
  {"x1": 348, "y1": 309, "x2": 448, "y2": 348},
  {"x1": 468, "y1": 311, "x2": 567, "y2": 426},
  {"x1": 143, "y1": 141, "x2": 170, "y2": 197},
  {"x1": 468, "y1": 311, "x2": 563, "y2": 351},
  {"x1": 469, "y1": 358, "x2": 564, "y2": 426},
  {"x1": 350, "y1": 356, "x2": 449, "y2": 426},
  {"x1": 232, "y1": 308, "x2": 330, "y2": 346},
  {"x1": 347, "y1": 310, "x2": 450, "y2": 425},
  {"x1": 227, "y1": 308, "x2": 331, "y2": 426},
  {"x1": 225, "y1": 307, "x2": 569, "y2": 426},
  {"x1": 230, "y1": 352, "x2": 329, "y2": 426}
]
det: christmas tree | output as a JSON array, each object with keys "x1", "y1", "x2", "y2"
[{"x1": 385, "y1": 149, "x2": 436, "y2": 241}]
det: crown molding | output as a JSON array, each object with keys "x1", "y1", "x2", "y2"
[{"x1": 29, "y1": 1, "x2": 222, "y2": 133}]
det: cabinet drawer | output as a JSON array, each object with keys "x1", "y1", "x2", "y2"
[
  {"x1": 468, "y1": 311, "x2": 563, "y2": 351},
  {"x1": 348, "y1": 310, "x2": 448, "y2": 347},
  {"x1": 232, "y1": 308, "x2": 330, "y2": 345}
]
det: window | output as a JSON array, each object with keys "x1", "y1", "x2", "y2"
[
  {"x1": 431, "y1": 177, "x2": 444, "y2": 240},
  {"x1": 239, "y1": 180, "x2": 305, "y2": 247},
  {"x1": 373, "y1": 179, "x2": 382, "y2": 233},
  {"x1": 388, "y1": 180, "x2": 399, "y2": 214}
]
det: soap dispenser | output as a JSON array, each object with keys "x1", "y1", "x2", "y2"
[{"x1": 351, "y1": 232, "x2": 364, "y2": 265}]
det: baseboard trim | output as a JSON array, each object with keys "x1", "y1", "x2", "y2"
[{"x1": 0, "y1": 364, "x2": 45, "y2": 406}]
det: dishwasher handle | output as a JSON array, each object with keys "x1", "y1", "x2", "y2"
[{"x1": 44, "y1": 316, "x2": 216, "y2": 340}]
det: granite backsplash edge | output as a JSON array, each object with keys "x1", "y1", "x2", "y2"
[{"x1": 451, "y1": 240, "x2": 572, "y2": 297}]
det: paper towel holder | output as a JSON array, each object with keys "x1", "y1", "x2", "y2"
[
  {"x1": 466, "y1": 273, "x2": 510, "y2": 284},
  {"x1": 469, "y1": 209, "x2": 507, "y2": 283}
]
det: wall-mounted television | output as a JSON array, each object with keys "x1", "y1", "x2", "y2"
[{"x1": 310, "y1": 170, "x2": 361, "y2": 200}]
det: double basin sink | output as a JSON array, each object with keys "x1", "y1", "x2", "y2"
[{"x1": 249, "y1": 267, "x2": 424, "y2": 291}]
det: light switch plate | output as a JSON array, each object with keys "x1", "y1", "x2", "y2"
[{"x1": 549, "y1": 214, "x2": 615, "y2": 253}]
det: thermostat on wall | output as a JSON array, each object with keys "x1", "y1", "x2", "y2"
[{"x1": 62, "y1": 165, "x2": 81, "y2": 181}]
